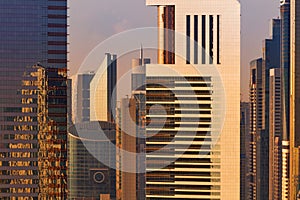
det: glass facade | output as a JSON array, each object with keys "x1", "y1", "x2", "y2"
[
  {"x1": 281, "y1": 0, "x2": 290, "y2": 142},
  {"x1": 68, "y1": 121, "x2": 116, "y2": 200},
  {"x1": 36, "y1": 67, "x2": 68, "y2": 199},
  {"x1": 0, "y1": 1, "x2": 68, "y2": 199},
  {"x1": 259, "y1": 18, "x2": 281, "y2": 200}
]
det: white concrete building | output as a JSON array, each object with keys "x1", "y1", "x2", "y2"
[{"x1": 144, "y1": 0, "x2": 240, "y2": 199}]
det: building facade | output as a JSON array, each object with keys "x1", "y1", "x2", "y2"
[
  {"x1": 268, "y1": 68, "x2": 282, "y2": 200},
  {"x1": 280, "y1": 0, "x2": 290, "y2": 150},
  {"x1": 90, "y1": 53, "x2": 117, "y2": 123},
  {"x1": 248, "y1": 19, "x2": 281, "y2": 200},
  {"x1": 259, "y1": 18, "x2": 281, "y2": 200},
  {"x1": 117, "y1": 51, "x2": 150, "y2": 200},
  {"x1": 71, "y1": 72, "x2": 95, "y2": 124},
  {"x1": 240, "y1": 102, "x2": 250, "y2": 200},
  {"x1": 248, "y1": 58, "x2": 263, "y2": 200},
  {"x1": 289, "y1": 0, "x2": 300, "y2": 198},
  {"x1": 0, "y1": 1, "x2": 68, "y2": 199},
  {"x1": 68, "y1": 121, "x2": 116, "y2": 200},
  {"x1": 145, "y1": 0, "x2": 240, "y2": 199},
  {"x1": 280, "y1": 0, "x2": 291, "y2": 199}
]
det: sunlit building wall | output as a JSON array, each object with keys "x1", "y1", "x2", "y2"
[
  {"x1": 90, "y1": 53, "x2": 117, "y2": 123},
  {"x1": 36, "y1": 67, "x2": 68, "y2": 199},
  {"x1": 145, "y1": 0, "x2": 240, "y2": 199},
  {"x1": 289, "y1": 0, "x2": 300, "y2": 199},
  {"x1": 117, "y1": 53, "x2": 150, "y2": 200},
  {"x1": 117, "y1": 97, "x2": 139, "y2": 200}
]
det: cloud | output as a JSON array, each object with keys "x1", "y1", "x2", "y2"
[{"x1": 113, "y1": 19, "x2": 130, "y2": 33}]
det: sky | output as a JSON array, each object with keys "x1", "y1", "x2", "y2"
[{"x1": 69, "y1": 0, "x2": 280, "y2": 102}]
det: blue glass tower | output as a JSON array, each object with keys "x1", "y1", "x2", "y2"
[
  {"x1": 281, "y1": 0, "x2": 290, "y2": 141},
  {"x1": 0, "y1": 1, "x2": 68, "y2": 199}
]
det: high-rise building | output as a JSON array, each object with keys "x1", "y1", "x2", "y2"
[
  {"x1": 35, "y1": 66, "x2": 68, "y2": 199},
  {"x1": 117, "y1": 97, "x2": 140, "y2": 200},
  {"x1": 248, "y1": 58, "x2": 263, "y2": 200},
  {"x1": 90, "y1": 53, "x2": 117, "y2": 123},
  {"x1": 117, "y1": 50, "x2": 150, "y2": 200},
  {"x1": 259, "y1": 18, "x2": 281, "y2": 200},
  {"x1": 144, "y1": 0, "x2": 240, "y2": 199},
  {"x1": 280, "y1": 1, "x2": 291, "y2": 199},
  {"x1": 281, "y1": 0, "x2": 290, "y2": 150},
  {"x1": 248, "y1": 19, "x2": 281, "y2": 200},
  {"x1": 240, "y1": 102, "x2": 250, "y2": 200},
  {"x1": 0, "y1": 1, "x2": 68, "y2": 199},
  {"x1": 68, "y1": 121, "x2": 116, "y2": 200},
  {"x1": 268, "y1": 68, "x2": 282, "y2": 200},
  {"x1": 289, "y1": 0, "x2": 300, "y2": 198},
  {"x1": 71, "y1": 72, "x2": 95, "y2": 123}
]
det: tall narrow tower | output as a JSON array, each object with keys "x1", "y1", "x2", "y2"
[
  {"x1": 90, "y1": 53, "x2": 117, "y2": 123},
  {"x1": 289, "y1": 0, "x2": 300, "y2": 198},
  {"x1": 145, "y1": 0, "x2": 240, "y2": 199}
]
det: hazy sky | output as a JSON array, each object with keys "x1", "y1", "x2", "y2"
[{"x1": 69, "y1": 0, "x2": 280, "y2": 101}]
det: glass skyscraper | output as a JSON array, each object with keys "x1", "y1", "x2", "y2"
[
  {"x1": 281, "y1": 0, "x2": 290, "y2": 143},
  {"x1": 68, "y1": 121, "x2": 116, "y2": 200},
  {"x1": 0, "y1": 1, "x2": 68, "y2": 199}
]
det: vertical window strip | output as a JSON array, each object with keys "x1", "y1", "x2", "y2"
[
  {"x1": 202, "y1": 15, "x2": 206, "y2": 64},
  {"x1": 217, "y1": 15, "x2": 220, "y2": 64},
  {"x1": 209, "y1": 15, "x2": 213, "y2": 64},
  {"x1": 186, "y1": 15, "x2": 191, "y2": 64},
  {"x1": 194, "y1": 15, "x2": 198, "y2": 64}
]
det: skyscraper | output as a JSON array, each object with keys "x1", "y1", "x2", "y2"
[
  {"x1": 248, "y1": 19, "x2": 281, "y2": 200},
  {"x1": 240, "y1": 102, "x2": 250, "y2": 200},
  {"x1": 90, "y1": 53, "x2": 117, "y2": 123},
  {"x1": 280, "y1": 1, "x2": 291, "y2": 199},
  {"x1": 289, "y1": 0, "x2": 300, "y2": 198},
  {"x1": 145, "y1": 0, "x2": 240, "y2": 199},
  {"x1": 35, "y1": 67, "x2": 68, "y2": 199},
  {"x1": 269, "y1": 68, "x2": 282, "y2": 200},
  {"x1": 117, "y1": 97, "x2": 140, "y2": 200},
  {"x1": 117, "y1": 50, "x2": 150, "y2": 200},
  {"x1": 68, "y1": 121, "x2": 116, "y2": 200},
  {"x1": 259, "y1": 18, "x2": 281, "y2": 200},
  {"x1": 248, "y1": 58, "x2": 263, "y2": 200},
  {"x1": 0, "y1": 1, "x2": 68, "y2": 199},
  {"x1": 280, "y1": 0, "x2": 290, "y2": 153}
]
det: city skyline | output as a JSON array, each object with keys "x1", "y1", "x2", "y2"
[
  {"x1": 69, "y1": 0, "x2": 280, "y2": 102},
  {"x1": 1, "y1": 0, "x2": 300, "y2": 199}
]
